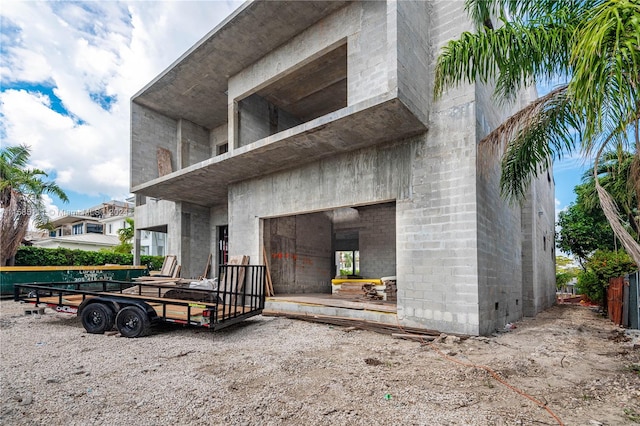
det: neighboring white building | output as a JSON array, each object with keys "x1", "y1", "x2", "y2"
[
  {"x1": 139, "y1": 229, "x2": 166, "y2": 256},
  {"x1": 32, "y1": 200, "x2": 168, "y2": 255},
  {"x1": 33, "y1": 234, "x2": 120, "y2": 251},
  {"x1": 33, "y1": 201, "x2": 133, "y2": 252}
]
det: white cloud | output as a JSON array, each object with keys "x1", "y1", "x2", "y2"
[{"x1": 1, "y1": 0, "x2": 242, "y2": 202}]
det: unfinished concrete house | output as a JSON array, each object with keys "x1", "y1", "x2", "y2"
[{"x1": 130, "y1": 0, "x2": 556, "y2": 335}]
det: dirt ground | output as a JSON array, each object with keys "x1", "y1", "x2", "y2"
[{"x1": 1, "y1": 300, "x2": 639, "y2": 425}]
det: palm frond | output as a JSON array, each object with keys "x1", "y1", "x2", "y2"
[
  {"x1": 434, "y1": 21, "x2": 574, "y2": 102},
  {"x1": 476, "y1": 85, "x2": 582, "y2": 200},
  {"x1": 498, "y1": 90, "x2": 582, "y2": 201},
  {"x1": 465, "y1": 0, "x2": 602, "y2": 29},
  {"x1": 571, "y1": 0, "x2": 640, "y2": 150}
]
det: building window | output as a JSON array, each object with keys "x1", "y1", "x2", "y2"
[
  {"x1": 217, "y1": 143, "x2": 228, "y2": 155},
  {"x1": 108, "y1": 224, "x2": 113, "y2": 234},
  {"x1": 87, "y1": 223, "x2": 104, "y2": 234},
  {"x1": 49, "y1": 231, "x2": 56, "y2": 237},
  {"x1": 72, "y1": 224, "x2": 84, "y2": 235}
]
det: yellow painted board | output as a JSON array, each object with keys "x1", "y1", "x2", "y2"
[{"x1": 331, "y1": 278, "x2": 382, "y2": 285}]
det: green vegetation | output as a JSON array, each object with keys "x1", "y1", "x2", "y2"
[
  {"x1": 575, "y1": 250, "x2": 636, "y2": 303},
  {"x1": 0, "y1": 144, "x2": 68, "y2": 265},
  {"x1": 434, "y1": 0, "x2": 640, "y2": 266},
  {"x1": 14, "y1": 246, "x2": 164, "y2": 270},
  {"x1": 555, "y1": 255, "x2": 579, "y2": 291},
  {"x1": 557, "y1": 183, "x2": 617, "y2": 267},
  {"x1": 110, "y1": 217, "x2": 134, "y2": 254}
]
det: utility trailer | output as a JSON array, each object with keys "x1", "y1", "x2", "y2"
[{"x1": 13, "y1": 264, "x2": 265, "y2": 338}]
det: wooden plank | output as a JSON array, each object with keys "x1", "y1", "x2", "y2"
[
  {"x1": 392, "y1": 333, "x2": 437, "y2": 342},
  {"x1": 199, "y1": 253, "x2": 212, "y2": 280},
  {"x1": 134, "y1": 277, "x2": 181, "y2": 283},
  {"x1": 172, "y1": 265, "x2": 181, "y2": 278},
  {"x1": 157, "y1": 148, "x2": 173, "y2": 177},
  {"x1": 27, "y1": 295, "x2": 253, "y2": 323},
  {"x1": 158, "y1": 255, "x2": 177, "y2": 276},
  {"x1": 270, "y1": 295, "x2": 396, "y2": 313},
  {"x1": 263, "y1": 248, "x2": 274, "y2": 297},
  {"x1": 222, "y1": 255, "x2": 249, "y2": 304},
  {"x1": 262, "y1": 310, "x2": 466, "y2": 338},
  {"x1": 27, "y1": 294, "x2": 88, "y2": 307}
]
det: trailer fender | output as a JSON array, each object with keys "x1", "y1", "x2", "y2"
[{"x1": 78, "y1": 298, "x2": 119, "y2": 316}]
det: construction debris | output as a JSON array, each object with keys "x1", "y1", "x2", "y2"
[{"x1": 382, "y1": 277, "x2": 397, "y2": 302}]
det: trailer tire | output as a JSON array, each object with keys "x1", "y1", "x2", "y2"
[
  {"x1": 115, "y1": 306, "x2": 151, "y2": 338},
  {"x1": 80, "y1": 303, "x2": 115, "y2": 334}
]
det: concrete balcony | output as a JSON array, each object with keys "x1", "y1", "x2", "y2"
[{"x1": 131, "y1": 93, "x2": 426, "y2": 207}]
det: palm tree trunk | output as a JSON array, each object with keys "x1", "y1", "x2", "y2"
[{"x1": 0, "y1": 191, "x2": 30, "y2": 266}]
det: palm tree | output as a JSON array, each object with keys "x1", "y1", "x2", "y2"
[
  {"x1": 113, "y1": 217, "x2": 134, "y2": 254},
  {"x1": 0, "y1": 144, "x2": 68, "y2": 265},
  {"x1": 434, "y1": 0, "x2": 640, "y2": 265},
  {"x1": 580, "y1": 150, "x2": 639, "y2": 238}
]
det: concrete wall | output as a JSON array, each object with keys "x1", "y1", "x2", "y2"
[
  {"x1": 131, "y1": 103, "x2": 178, "y2": 187},
  {"x1": 228, "y1": 138, "x2": 413, "y2": 262},
  {"x1": 395, "y1": 0, "x2": 430, "y2": 124},
  {"x1": 521, "y1": 167, "x2": 556, "y2": 316},
  {"x1": 179, "y1": 202, "x2": 211, "y2": 279},
  {"x1": 210, "y1": 124, "x2": 228, "y2": 155},
  {"x1": 475, "y1": 81, "x2": 524, "y2": 333},
  {"x1": 333, "y1": 202, "x2": 396, "y2": 279},
  {"x1": 178, "y1": 119, "x2": 210, "y2": 168},
  {"x1": 265, "y1": 213, "x2": 332, "y2": 294},
  {"x1": 394, "y1": 1, "x2": 481, "y2": 335},
  {"x1": 134, "y1": 199, "x2": 181, "y2": 264},
  {"x1": 228, "y1": 1, "x2": 391, "y2": 150},
  {"x1": 347, "y1": 0, "x2": 389, "y2": 104},
  {"x1": 237, "y1": 94, "x2": 302, "y2": 147}
]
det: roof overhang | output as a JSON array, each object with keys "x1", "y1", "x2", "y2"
[
  {"x1": 131, "y1": 94, "x2": 427, "y2": 207},
  {"x1": 132, "y1": 0, "x2": 352, "y2": 130},
  {"x1": 49, "y1": 215, "x2": 97, "y2": 227}
]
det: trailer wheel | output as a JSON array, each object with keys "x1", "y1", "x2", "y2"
[
  {"x1": 80, "y1": 303, "x2": 114, "y2": 334},
  {"x1": 115, "y1": 306, "x2": 151, "y2": 338}
]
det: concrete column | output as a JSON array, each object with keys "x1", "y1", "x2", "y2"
[{"x1": 134, "y1": 229, "x2": 141, "y2": 266}]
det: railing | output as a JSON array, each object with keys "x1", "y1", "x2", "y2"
[{"x1": 213, "y1": 264, "x2": 265, "y2": 324}]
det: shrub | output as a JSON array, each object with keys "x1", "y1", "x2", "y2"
[
  {"x1": 14, "y1": 246, "x2": 163, "y2": 270},
  {"x1": 576, "y1": 250, "x2": 636, "y2": 304}
]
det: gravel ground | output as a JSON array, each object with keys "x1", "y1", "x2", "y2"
[{"x1": 1, "y1": 300, "x2": 639, "y2": 425}]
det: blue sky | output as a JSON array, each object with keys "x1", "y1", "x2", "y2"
[
  {"x1": 1, "y1": 0, "x2": 242, "y2": 215},
  {"x1": 1, "y1": 1, "x2": 584, "y2": 220}
]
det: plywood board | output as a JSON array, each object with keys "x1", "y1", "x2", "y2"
[{"x1": 157, "y1": 147, "x2": 173, "y2": 177}]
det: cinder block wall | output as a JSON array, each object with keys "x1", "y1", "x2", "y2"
[
  {"x1": 229, "y1": 1, "x2": 391, "y2": 131},
  {"x1": 178, "y1": 119, "x2": 210, "y2": 167},
  {"x1": 475, "y1": 82, "x2": 524, "y2": 333},
  {"x1": 521, "y1": 167, "x2": 556, "y2": 316},
  {"x1": 395, "y1": 0, "x2": 430, "y2": 124},
  {"x1": 179, "y1": 202, "x2": 211, "y2": 279},
  {"x1": 332, "y1": 202, "x2": 397, "y2": 279},
  {"x1": 131, "y1": 103, "x2": 177, "y2": 187},
  {"x1": 394, "y1": 0, "x2": 482, "y2": 335}
]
